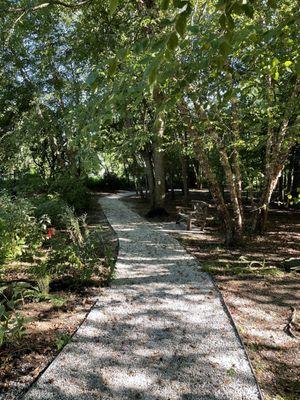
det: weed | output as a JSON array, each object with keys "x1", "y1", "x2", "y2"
[
  {"x1": 55, "y1": 332, "x2": 71, "y2": 351},
  {"x1": 104, "y1": 245, "x2": 116, "y2": 282}
]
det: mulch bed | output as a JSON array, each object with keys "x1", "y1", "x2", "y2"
[{"x1": 123, "y1": 192, "x2": 300, "y2": 400}]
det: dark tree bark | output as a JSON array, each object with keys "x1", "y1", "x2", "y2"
[
  {"x1": 181, "y1": 154, "x2": 189, "y2": 204},
  {"x1": 291, "y1": 145, "x2": 300, "y2": 197}
]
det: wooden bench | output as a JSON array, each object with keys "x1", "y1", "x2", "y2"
[{"x1": 176, "y1": 200, "x2": 209, "y2": 231}]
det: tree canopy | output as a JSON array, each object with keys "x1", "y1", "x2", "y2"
[{"x1": 1, "y1": 0, "x2": 299, "y2": 243}]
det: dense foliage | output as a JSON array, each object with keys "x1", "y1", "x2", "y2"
[{"x1": 0, "y1": 1, "x2": 299, "y2": 246}]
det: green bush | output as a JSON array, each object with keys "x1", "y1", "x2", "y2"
[
  {"x1": 32, "y1": 194, "x2": 68, "y2": 228},
  {"x1": 0, "y1": 174, "x2": 47, "y2": 196},
  {"x1": 60, "y1": 206, "x2": 87, "y2": 245},
  {"x1": 50, "y1": 174, "x2": 89, "y2": 213},
  {"x1": 45, "y1": 227, "x2": 100, "y2": 283},
  {"x1": 0, "y1": 193, "x2": 45, "y2": 266},
  {"x1": 30, "y1": 211, "x2": 99, "y2": 284},
  {"x1": 85, "y1": 172, "x2": 133, "y2": 191}
]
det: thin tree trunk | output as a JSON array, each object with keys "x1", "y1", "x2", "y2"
[
  {"x1": 252, "y1": 163, "x2": 284, "y2": 233},
  {"x1": 219, "y1": 146, "x2": 244, "y2": 242},
  {"x1": 170, "y1": 172, "x2": 175, "y2": 199},
  {"x1": 193, "y1": 138, "x2": 234, "y2": 245},
  {"x1": 142, "y1": 152, "x2": 155, "y2": 209},
  {"x1": 153, "y1": 141, "x2": 166, "y2": 210},
  {"x1": 181, "y1": 155, "x2": 189, "y2": 204},
  {"x1": 253, "y1": 78, "x2": 299, "y2": 232},
  {"x1": 291, "y1": 145, "x2": 300, "y2": 197}
]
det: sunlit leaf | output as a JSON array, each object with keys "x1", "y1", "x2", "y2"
[{"x1": 109, "y1": 0, "x2": 119, "y2": 15}]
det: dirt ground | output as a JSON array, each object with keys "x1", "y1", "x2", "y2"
[
  {"x1": 0, "y1": 194, "x2": 118, "y2": 400},
  {"x1": 123, "y1": 191, "x2": 300, "y2": 400}
]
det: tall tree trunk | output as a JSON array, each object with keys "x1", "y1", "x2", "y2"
[
  {"x1": 170, "y1": 171, "x2": 175, "y2": 199},
  {"x1": 253, "y1": 77, "x2": 299, "y2": 233},
  {"x1": 219, "y1": 147, "x2": 244, "y2": 243},
  {"x1": 291, "y1": 145, "x2": 300, "y2": 197},
  {"x1": 252, "y1": 163, "x2": 284, "y2": 233},
  {"x1": 153, "y1": 141, "x2": 166, "y2": 210},
  {"x1": 193, "y1": 139, "x2": 234, "y2": 245},
  {"x1": 142, "y1": 151, "x2": 155, "y2": 209},
  {"x1": 181, "y1": 155, "x2": 189, "y2": 204},
  {"x1": 146, "y1": 89, "x2": 168, "y2": 217},
  {"x1": 193, "y1": 161, "x2": 203, "y2": 189}
]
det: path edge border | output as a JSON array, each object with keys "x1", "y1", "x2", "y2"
[{"x1": 19, "y1": 194, "x2": 121, "y2": 400}]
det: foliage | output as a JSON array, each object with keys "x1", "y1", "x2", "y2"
[
  {"x1": 45, "y1": 237, "x2": 98, "y2": 283},
  {"x1": 50, "y1": 175, "x2": 89, "y2": 213},
  {"x1": 85, "y1": 172, "x2": 133, "y2": 191},
  {"x1": 0, "y1": 283, "x2": 32, "y2": 347},
  {"x1": 104, "y1": 244, "x2": 116, "y2": 283},
  {"x1": 60, "y1": 206, "x2": 87, "y2": 245},
  {"x1": 55, "y1": 332, "x2": 71, "y2": 351},
  {"x1": 32, "y1": 194, "x2": 69, "y2": 228},
  {"x1": 0, "y1": 193, "x2": 46, "y2": 266},
  {"x1": 0, "y1": 0, "x2": 299, "y2": 246}
]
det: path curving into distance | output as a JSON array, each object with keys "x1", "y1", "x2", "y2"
[{"x1": 24, "y1": 192, "x2": 262, "y2": 400}]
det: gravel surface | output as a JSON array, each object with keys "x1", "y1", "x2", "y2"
[{"x1": 23, "y1": 193, "x2": 261, "y2": 400}]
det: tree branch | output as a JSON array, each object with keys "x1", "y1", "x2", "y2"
[{"x1": 7, "y1": 0, "x2": 92, "y2": 13}]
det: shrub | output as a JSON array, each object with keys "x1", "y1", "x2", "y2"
[
  {"x1": 49, "y1": 174, "x2": 89, "y2": 213},
  {"x1": 45, "y1": 232, "x2": 99, "y2": 283},
  {"x1": 85, "y1": 172, "x2": 134, "y2": 191},
  {"x1": 0, "y1": 193, "x2": 45, "y2": 266},
  {"x1": 60, "y1": 206, "x2": 87, "y2": 245},
  {"x1": 32, "y1": 194, "x2": 68, "y2": 228},
  {"x1": 0, "y1": 174, "x2": 47, "y2": 197}
]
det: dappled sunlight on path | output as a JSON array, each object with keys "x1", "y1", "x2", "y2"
[{"x1": 24, "y1": 192, "x2": 261, "y2": 400}]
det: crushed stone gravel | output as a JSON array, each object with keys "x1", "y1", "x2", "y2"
[{"x1": 23, "y1": 192, "x2": 262, "y2": 400}]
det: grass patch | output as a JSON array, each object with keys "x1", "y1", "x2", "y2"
[{"x1": 201, "y1": 258, "x2": 285, "y2": 277}]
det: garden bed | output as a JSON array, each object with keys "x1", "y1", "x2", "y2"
[{"x1": 0, "y1": 194, "x2": 117, "y2": 400}]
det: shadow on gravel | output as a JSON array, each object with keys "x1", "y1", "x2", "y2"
[{"x1": 23, "y1": 198, "x2": 260, "y2": 400}]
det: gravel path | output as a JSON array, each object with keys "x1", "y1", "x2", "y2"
[{"x1": 24, "y1": 193, "x2": 261, "y2": 400}]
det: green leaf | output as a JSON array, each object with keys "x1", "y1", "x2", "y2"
[
  {"x1": 283, "y1": 60, "x2": 292, "y2": 67},
  {"x1": 86, "y1": 71, "x2": 98, "y2": 86},
  {"x1": 271, "y1": 58, "x2": 279, "y2": 68},
  {"x1": 219, "y1": 40, "x2": 231, "y2": 56},
  {"x1": 175, "y1": 12, "x2": 187, "y2": 36},
  {"x1": 227, "y1": 14, "x2": 235, "y2": 30},
  {"x1": 296, "y1": 61, "x2": 300, "y2": 76},
  {"x1": 108, "y1": 58, "x2": 118, "y2": 76},
  {"x1": 109, "y1": 0, "x2": 119, "y2": 15},
  {"x1": 167, "y1": 32, "x2": 179, "y2": 51},
  {"x1": 148, "y1": 66, "x2": 158, "y2": 86},
  {"x1": 187, "y1": 25, "x2": 199, "y2": 34},
  {"x1": 160, "y1": 0, "x2": 170, "y2": 10},
  {"x1": 219, "y1": 14, "x2": 227, "y2": 30},
  {"x1": 273, "y1": 69, "x2": 279, "y2": 81}
]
